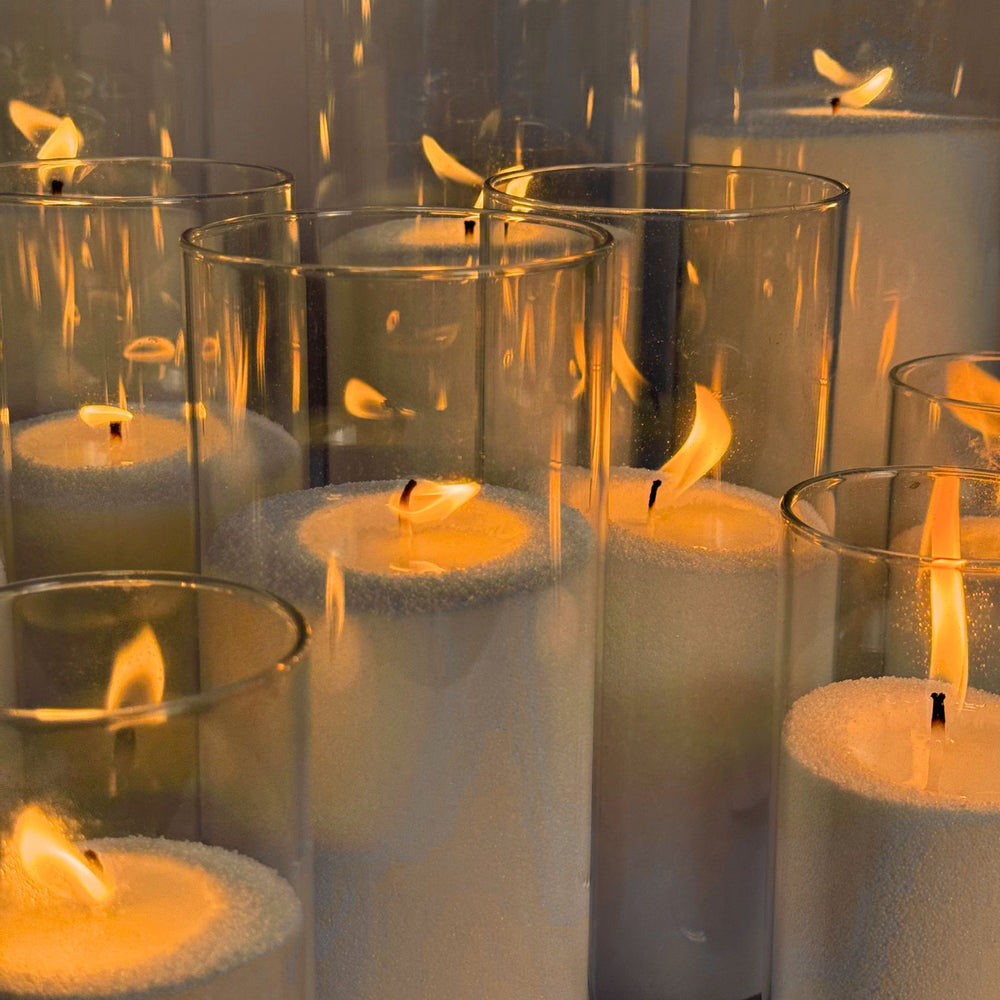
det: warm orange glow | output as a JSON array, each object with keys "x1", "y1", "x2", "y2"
[
  {"x1": 344, "y1": 377, "x2": 415, "y2": 421},
  {"x1": 387, "y1": 481, "x2": 480, "y2": 526},
  {"x1": 421, "y1": 134, "x2": 484, "y2": 187},
  {"x1": 324, "y1": 554, "x2": 346, "y2": 641},
  {"x1": 8, "y1": 101, "x2": 83, "y2": 157},
  {"x1": 612, "y1": 327, "x2": 650, "y2": 405},
  {"x1": 78, "y1": 404, "x2": 134, "y2": 430},
  {"x1": 10, "y1": 805, "x2": 114, "y2": 906},
  {"x1": 876, "y1": 295, "x2": 899, "y2": 378},
  {"x1": 36, "y1": 115, "x2": 83, "y2": 160},
  {"x1": 812, "y1": 48, "x2": 862, "y2": 88},
  {"x1": 656, "y1": 384, "x2": 732, "y2": 504},
  {"x1": 923, "y1": 476, "x2": 969, "y2": 712},
  {"x1": 124, "y1": 336, "x2": 176, "y2": 364},
  {"x1": 105, "y1": 625, "x2": 166, "y2": 714},
  {"x1": 945, "y1": 360, "x2": 1000, "y2": 439}
]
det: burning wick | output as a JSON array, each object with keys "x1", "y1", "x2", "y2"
[
  {"x1": 464, "y1": 219, "x2": 476, "y2": 239},
  {"x1": 829, "y1": 96, "x2": 841, "y2": 115},
  {"x1": 83, "y1": 848, "x2": 103, "y2": 873},
  {"x1": 109, "y1": 421, "x2": 123, "y2": 442},
  {"x1": 398, "y1": 478, "x2": 418, "y2": 563},
  {"x1": 931, "y1": 691, "x2": 947, "y2": 729},
  {"x1": 648, "y1": 479, "x2": 663, "y2": 510},
  {"x1": 399, "y1": 479, "x2": 418, "y2": 510},
  {"x1": 50, "y1": 178, "x2": 64, "y2": 195}
]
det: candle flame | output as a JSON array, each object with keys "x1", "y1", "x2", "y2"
[
  {"x1": 387, "y1": 480, "x2": 480, "y2": 526},
  {"x1": 922, "y1": 476, "x2": 969, "y2": 712},
  {"x1": 421, "y1": 134, "x2": 484, "y2": 188},
  {"x1": 812, "y1": 50, "x2": 893, "y2": 108},
  {"x1": 8, "y1": 101, "x2": 83, "y2": 157},
  {"x1": 656, "y1": 384, "x2": 732, "y2": 505},
  {"x1": 9, "y1": 805, "x2": 114, "y2": 905},
  {"x1": 105, "y1": 625, "x2": 166, "y2": 726},
  {"x1": 344, "y1": 377, "x2": 416, "y2": 421},
  {"x1": 78, "y1": 405, "x2": 134, "y2": 430},
  {"x1": 945, "y1": 359, "x2": 1000, "y2": 440}
]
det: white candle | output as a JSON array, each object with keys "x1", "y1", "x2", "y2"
[
  {"x1": 208, "y1": 480, "x2": 596, "y2": 1000},
  {"x1": 689, "y1": 109, "x2": 1000, "y2": 467},
  {"x1": 0, "y1": 831, "x2": 302, "y2": 999},
  {"x1": 774, "y1": 676, "x2": 1000, "y2": 1000},
  {"x1": 593, "y1": 469, "x2": 782, "y2": 1000},
  {"x1": 8, "y1": 404, "x2": 299, "y2": 578}
]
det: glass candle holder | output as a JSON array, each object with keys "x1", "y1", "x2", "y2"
[
  {"x1": 889, "y1": 351, "x2": 1000, "y2": 468},
  {"x1": 778, "y1": 466, "x2": 1000, "y2": 1000},
  {"x1": 181, "y1": 208, "x2": 612, "y2": 1000},
  {"x1": 486, "y1": 162, "x2": 846, "y2": 1000},
  {"x1": 0, "y1": 2, "x2": 208, "y2": 159},
  {"x1": 0, "y1": 158, "x2": 292, "y2": 580},
  {"x1": 686, "y1": 1, "x2": 1000, "y2": 469},
  {"x1": 304, "y1": 0, "x2": 686, "y2": 207},
  {"x1": 0, "y1": 571, "x2": 310, "y2": 1000}
]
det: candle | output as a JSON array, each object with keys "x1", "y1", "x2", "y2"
[
  {"x1": 8, "y1": 403, "x2": 299, "y2": 578},
  {"x1": 774, "y1": 676, "x2": 1000, "y2": 1000},
  {"x1": 593, "y1": 470, "x2": 781, "y2": 1000},
  {"x1": 689, "y1": 107, "x2": 1000, "y2": 467},
  {"x1": 207, "y1": 479, "x2": 596, "y2": 1000},
  {"x1": 0, "y1": 805, "x2": 302, "y2": 1000}
]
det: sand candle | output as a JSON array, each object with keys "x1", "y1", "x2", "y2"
[
  {"x1": 7, "y1": 403, "x2": 300, "y2": 579},
  {"x1": 0, "y1": 805, "x2": 302, "y2": 1000},
  {"x1": 208, "y1": 478, "x2": 596, "y2": 1000},
  {"x1": 593, "y1": 386, "x2": 782, "y2": 1000},
  {"x1": 688, "y1": 64, "x2": 1000, "y2": 468}
]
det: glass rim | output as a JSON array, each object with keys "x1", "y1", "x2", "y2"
[
  {"x1": 781, "y1": 465, "x2": 1000, "y2": 567},
  {"x1": 484, "y1": 161, "x2": 849, "y2": 218},
  {"x1": 0, "y1": 571, "x2": 310, "y2": 729},
  {"x1": 890, "y1": 351, "x2": 1000, "y2": 414},
  {"x1": 180, "y1": 206, "x2": 615, "y2": 278},
  {"x1": 0, "y1": 157, "x2": 293, "y2": 208}
]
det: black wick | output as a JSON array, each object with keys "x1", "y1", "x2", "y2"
[
  {"x1": 400, "y1": 478, "x2": 418, "y2": 509},
  {"x1": 50, "y1": 178, "x2": 64, "y2": 196},
  {"x1": 109, "y1": 420, "x2": 123, "y2": 442},
  {"x1": 648, "y1": 479, "x2": 663, "y2": 510},
  {"x1": 829, "y1": 96, "x2": 841, "y2": 115},
  {"x1": 931, "y1": 691, "x2": 946, "y2": 729}
]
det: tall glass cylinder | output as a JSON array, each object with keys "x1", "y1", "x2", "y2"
[
  {"x1": 0, "y1": 2, "x2": 208, "y2": 159},
  {"x1": 778, "y1": 467, "x2": 1000, "y2": 999},
  {"x1": 0, "y1": 571, "x2": 310, "y2": 1000},
  {"x1": 686, "y1": 0, "x2": 1000, "y2": 468},
  {"x1": 304, "y1": 0, "x2": 684, "y2": 207},
  {"x1": 889, "y1": 351, "x2": 1000, "y2": 468},
  {"x1": 182, "y1": 208, "x2": 612, "y2": 1000},
  {"x1": 487, "y1": 162, "x2": 846, "y2": 1000},
  {"x1": 0, "y1": 158, "x2": 292, "y2": 580}
]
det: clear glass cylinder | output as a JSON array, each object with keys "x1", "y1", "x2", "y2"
[
  {"x1": 487, "y1": 162, "x2": 846, "y2": 1000},
  {"x1": 0, "y1": 571, "x2": 310, "y2": 1000},
  {"x1": 304, "y1": 0, "x2": 681, "y2": 207},
  {"x1": 889, "y1": 351, "x2": 1000, "y2": 468},
  {"x1": 778, "y1": 467, "x2": 1000, "y2": 1000},
  {"x1": 0, "y1": 158, "x2": 293, "y2": 580},
  {"x1": 0, "y1": 2, "x2": 208, "y2": 159},
  {"x1": 686, "y1": 1, "x2": 1000, "y2": 469},
  {"x1": 181, "y1": 208, "x2": 612, "y2": 1000}
]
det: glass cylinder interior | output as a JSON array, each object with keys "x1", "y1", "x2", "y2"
[
  {"x1": 0, "y1": 1, "x2": 208, "y2": 159},
  {"x1": 182, "y1": 208, "x2": 611, "y2": 1000},
  {"x1": 0, "y1": 158, "x2": 292, "y2": 581},
  {"x1": 778, "y1": 466, "x2": 1000, "y2": 999},
  {"x1": 0, "y1": 572, "x2": 309, "y2": 1000},
  {"x1": 487, "y1": 160, "x2": 845, "y2": 1000},
  {"x1": 686, "y1": 0, "x2": 1000, "y2": 469},
  {"x1": 305, "y1": 0, "x2": 681, "y2": 207},
  {"x1": 890, "y1": 351, "x2": 1000, "y2": 469}
]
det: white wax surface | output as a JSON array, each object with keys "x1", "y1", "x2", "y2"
[
  {"x1": 208, "y1": 481, "x2": 596, "y2": 1000},
  {"x1": 775, "y1": 676, "x2": 1000, "y2": 999},
  {"x1": 0, "y1": 837, "x2": 302, "y2": 1000},
  {"x1": 594, "y1": 471, "x2": 781, "y2": 1000},
  {"x1": 690, "y1": 110, "x2": 1000, "y2": 468}
]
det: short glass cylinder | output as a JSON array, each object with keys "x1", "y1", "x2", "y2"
[
  {"x1": 181, "y1": 208, "x2": 612, "y2": 1000},
  {"x1": 304, "y1": 0, "x2": 680, "y2": 207},
  {"x1": 0, "y1": 158, "x2": 293, "y2": 581},
  {"x1": 487, "y1": 161, "x2": 845, "y2": 1000},
  {"x1": 778, "y1": 466, "x2": 1000, "y2": 1000},
  {"x1": 0, "y1": 1, "x2": 208, "y2": 159},
  {"x1": 685, "y1": 1, "x2": 1000, "y2": 469},
  {"x1": 0, "y1": 571, "x2": 310, "y2": 1000},
  {"x1": 889, "y1": 351, "x2": 1000, "y2": 468}
]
